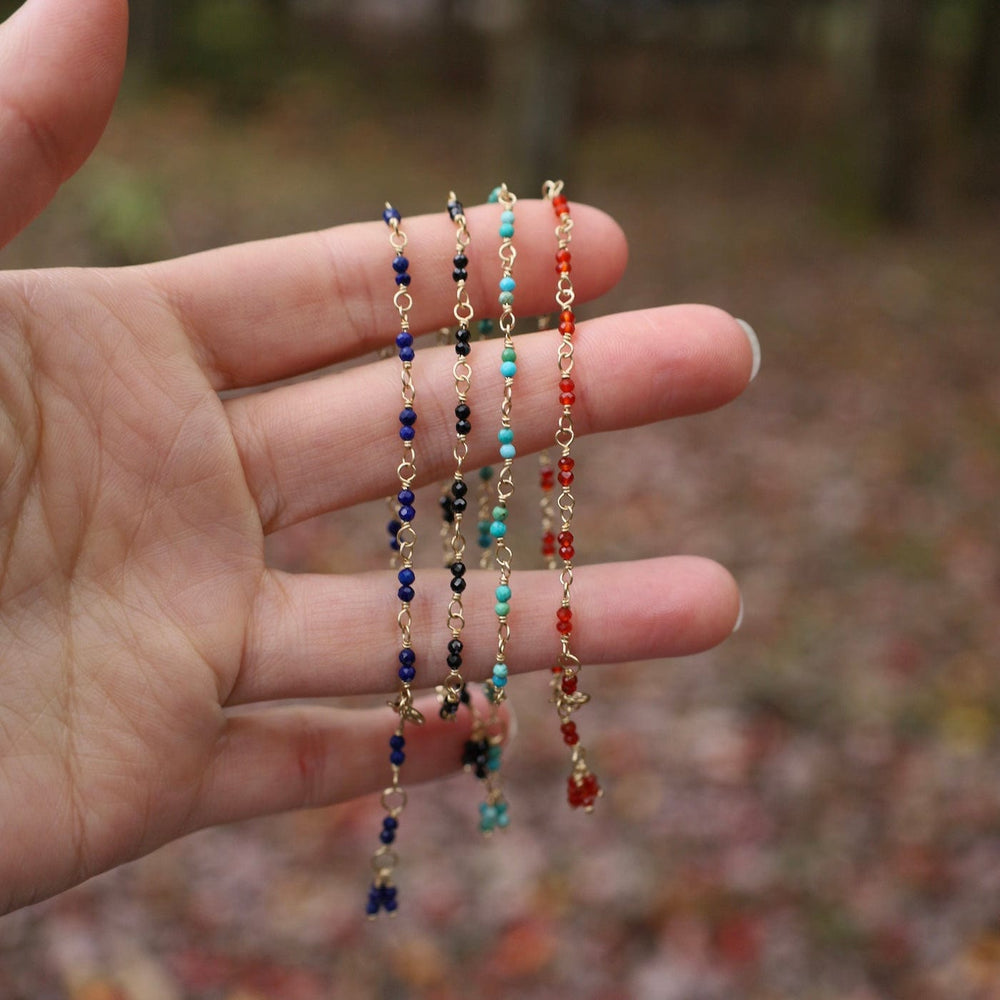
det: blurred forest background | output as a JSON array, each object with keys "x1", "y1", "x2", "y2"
[{"x1": 0, "y1": 0, "x2": 999, "y2": 998}]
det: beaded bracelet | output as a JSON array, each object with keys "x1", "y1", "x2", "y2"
[
  {"x1": 542, "y1": 181, "x2": 602, "y2": 812},
  {"x1": 461, "y1": 183, "x2": 519, "y2": 835},
  {"x1": 366, "y1": 204, "x2": 425, "y2": 919},
  {"x1": 437, "y1": 193, "x2": 475, "y2": 721}
]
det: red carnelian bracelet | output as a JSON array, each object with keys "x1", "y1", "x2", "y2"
[{"x1": 543, "y1": 180, "x2": 602, "y2": 812}]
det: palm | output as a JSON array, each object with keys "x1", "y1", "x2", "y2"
[
  {"x1": 0, "y1": 0, "x2": 752, "y2": 914},
  {"x1": 0, "y1": 271, "x2": 261, "y2": 904}
]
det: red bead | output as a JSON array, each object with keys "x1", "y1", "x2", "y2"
[
  {"x1": 552, "y1": 195, "x2": 569, "y2": 216},
  {"x1": 541, "y1": 531, "x2": 556, "y2": 556},
  {"x1": 556, "y1": 606, "x2": 572, "y2": 622},
  {"x1": 559, "y1": 545, "x2": 575, "y2": 560},
  {"x1": 558, "y1": 310, "x2": 575, "y2": 335},
  {"x1": 551, "y1": 665, "x2": 563, "y2": 675},
  {"x1": 561, "y1": 721, "x2": 579, "y2": 745},
  {"x1": 560, "y1": 392, "x2": 575, "y2": 406},
  {"x1": 559, "y1": 376, "x2": 574, "y2": 393},
  {"x1": 540, "y1": 469, "x2": 555, "y2": 491},
  {"x1": 557, "y1": 620, "x2": 573, "y2": 635},
  {"x1": 558, "y1": 471, "x2": 574, "y2": 487},
  {"x1": 561, "y1": 674, "x2": 577, "y2": 694},
  {"x1": 556, "y1": 249, "x2": 571, "y2": 265},
  {"x1": 558, "y1": 457, "x2": 574, "y2": 473},
  {"x1": 557, "y1": 262, "x2": 571, "y2": 274},
  {"x1": 558, "y1": 531, "x2": 573, "y2": 545}
]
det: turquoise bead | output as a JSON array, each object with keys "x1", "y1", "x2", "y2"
[
  {"x1": 478, "y1": 519, "x2": 490, "y2": 534},
  {"x1": 495, "y1": 601, "x2": 510, "y2": 616},
  {"x1": 496, "y1": 585, "x2": 511, "y2": 602},
  {"x1": 499, "y1": 276, "x2": 516, "y2": 292},
  {"x1": 499, "y1": 222, "x2": 514, "y2": 239},
  {"x1": 501, "y1": 347, "x2": 516, "y2": 362},
  {"x1": 498, "y1": 427, "x2": 514, "y2": 444},
  {"x1": 479, "y1": 466, "x2": 494, "y2": 480},
  {"x1": 488, "y1": 187, "x2": 501, "y2": 204},
  {"x1": 499, "y1": 443, "x2": 516, "y2": 459},
  {"x1": 500, "y1": 361, "x2": 517, "y2": 378},
  {"x1": 497, "y1": 811, "x2": 510, "y2": 828},
  {"x1": 500, "y1": 210, "x2": 515, "y2": 224},
  {"x1": 493, "y1": 663, "x2": 508, "y2": 678},
  {"x1": 490, "y1": 520, "x2": 507, "y2": 537},
  {"x1": 488, "y1": 755, "x2": 502, "y2": 773},
  {"x1": 498, "y1": 291, "x2": 514, "y2": 306},
  {"x1": 492, "y1": 673, "x2": 508, "y2": 688},
  {"x1": 492, "y1": 505, "x2": 508, "y2": 521}
]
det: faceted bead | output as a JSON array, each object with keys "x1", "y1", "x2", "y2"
[
  {"x1": 397, "y1": 585, "x2": 414, "y2": 602},
  {"x1": 447, "y1": 653, "x2": 462, "y2": 669},
  {"x1": 561, "y1": 674, "x2": 578, "y2": 694},
  {"x1": 389, "y1": 734, "x2": 406, "y2": 750},
  {"x1": 557, "y1": 619, "x2": 573, "y2": 635},
  {"x1": 399, "y1": 409, "x2": 417, "y2": 429},
  {"x1": 559, "y1": 544, "x2": 575, "y2": 560},
  {"x1": 560, "y1": 391, "x2": 576, "y2": 406},
  {"x1": 392, "y1": 256, "x2": 410, "y2": 274},
  {"x1": 557, "y1": 606, "x2": 572, "y2": 622},
  {"x1": 478, "y1": 319, "x2": 494, "y2": 336},
  {"x1": 500, "y1": 443, "x2": 516, "y2": 460},
  {"x1": 490, "y1": 520, "x2": 507, "y2": 538},
  {"x1": 447, "y1": 198, "x2": 464, "y2": 220},
  {"x1": 453, "y1": 269, "x2": 468, "y2": 283},
  {"x1": 456, "y1": 419, "x2": 472, "y2": 435},
  {"x1": 559, "y1": 310, "x2": 575, "y2": 334},
  {"x1": 451, "y1": 496, "x2": 467, "y2": 513},
  {"x1": 398, "y1": 568, "x2": 415, "y2": 586},
  {"x1": 501, "y1": 347, "x2": 517, "y2": 362},
  {"x1": 496, "y1": 585, "x2": 511, "y2": 602},
  {"x1": 451, "y1": 480, "x2": 469, "y2": 498},
  {"x1": 395, "y1": 273, "x2": 411, "y2": 287},
  {"x1": 390, "y1": 748, "x2": 406, "y2": 765},
  {"x1": 398, "y1": 488, "x2": 416, "y2": 505},
  {"x1": 498, "y1": 427, "x2": 514, "y2": 444},
  {"x1": 541, "y1": 531, "x2": 556, "y2": 554},
  {"x1": 558, "y1": 458, "x2": 574, "y2": 473},
  {"x1": 495, "y1": 601, "x2": 510, "y2": 616},
  {"x1": 398, "y1": 504, "x2": 415, "y2": 522},
  {"x1": 451, "y1": 561, "x2": 466, "y2": 576},
  {"x1": 561, "y1": 721, "x2": 579, "y2": 745},
  {"x1": 500, "y1": 360, "x2": 517, "y2": 378},
  {"x1": 492, "y1": 505, "x2": 507, "y2": 521},
  {"x1": 380, "y1": 828, "x2": 395, "y2": 844},
  {"x1": 387, "y1": 519, "x2": 402, "y2": 537},
  {"x1": 498, "y1": 292, "x2": 514, "y2": 307},
  {"x1": 500, "y1": 210, "x2": 515, "y2": 225},
  {"x1": 556, "y1": 249, "x2": 571, "y2": 266},
  {"x1": 449, "y1": 638, "x2": 464, "y2": 655},
  {"x1": 558, "y1": 470, "x2": 574, "y2": 487},
  {"x1": 383, "y1": 814, "x2": 399, "y2": 828},
  {"x1": 455, "y1": 403, "x2": 471, "y2": 420},
  {"x1": 453, "y1": 252, "x2": 469, "y2": 269},
  {"x1": 399, "y1": 648, "x2": 416, "y2": 666},
  {"x1": 399, "y1": 425, "x2": 415, "y2": 442},
  {"x1": 398, "y1": 666, "x2": 415, "y2": 683},
  {"x1": 499, "y1": 276, "x2": 516, "y2": 293},
  {"x1": 559, "y1": 377, "x2": 575, "y2": 394},
  {"x1": 455, "y1": 327, "x2": 471, "y2": 343},
  {"x1": 383, "y1": 206, "x2": 401, "y2": 224},
  {"x1": 399, "y1": 346, "x2": 415, "y2": 362},
  {"x1": 552, "y1": 195, "x2": 569, "y2": 215},
  {"x1": 540, "y1": 469, "x2": 555, "y2": 491},
  {"x1": 396, "y1": 331, "x2": 413, "y2": 349},
  {"x1": 479, "y1": 466, "x2": 494, "y2": 480},
  {"x1": 455, "y1": 342, "x2": 471, "y2": 357},
  {"x1": 450, "y1": 577, "x2": 467, "y2": 594}
]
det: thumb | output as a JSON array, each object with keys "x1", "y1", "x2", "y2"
[{"x1": 0, "y1": 0, "x2": 128, "y2": 248}]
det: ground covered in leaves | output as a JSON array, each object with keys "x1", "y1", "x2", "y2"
[{"x1": 1, "y1": 69, "x2": 999, "y2": 999}]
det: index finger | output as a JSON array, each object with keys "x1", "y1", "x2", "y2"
[{"x1": 144, "y1": 199, "x2": 628, "y2": 391}]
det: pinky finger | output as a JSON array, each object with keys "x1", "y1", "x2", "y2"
[{"x1": 189, "y1": 692, "x2": 512, "y2": 832}]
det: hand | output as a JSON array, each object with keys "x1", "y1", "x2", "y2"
[{"x1": 0, "y1": 0, "x2": 754, "y2": 914}]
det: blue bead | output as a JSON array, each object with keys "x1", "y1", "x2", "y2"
[
  {"x1": 497, "y1": 811, "x2": 510, "y2": 828},
  {"x1": 500, "y1": 210, "x2": 515, "y2": 224},
  {"x1": 398, "y1": 488, "x2": 415, "y2": 505},
  {"x1": 392, "y1": 255, "x2": 409, "y2": 273},
  {"x1": 399, "y1": 426, "x2": 415, "y2": 442},
  {"x1": 390, "y1": 748, "x2": 406, "y2": 764},
  {"x1": 399, "y1": 409, "x2": 417, "y2": 427},
  {"x1": 499, "y1": 443, "x2": 516, "y2": 460},
  {"x1": 398, "y1": 504, "x2": 415, "y2": 521},
  {"x1": 490, "y1": 520, "x2": 507, "y2": 538},
  {"x1": 399, "y1": 346, "x2": 414, "y2": 362},
  {"x1": 478, "y1": 535, "x2": 491, "y2": 548},
  {"x1": 500, "y1": 361, "x2": 517, "y2": 378},
  {"x1": 395, "y1": 331, "x2": 412, "y2": 348},
  {"x1": 395, "y1": 273, "x2": 411, "y2": 286},
  {"x1": 384, "y1": 896, "x2": 399, "y2": 913},
  {"x1": 498, "y1": 427, "x2": 514, "y2": 444},
  {"x1": 389, "y1": 539, "x2": 400, "y2": 551},
  {"x1": 488, "y1": 187, "x2": 501, "y2": 203},
  {"x1": 398, "y1": 568, "x2": 415, "y2": 585},
  {"x1": 495, "y1": 601, "x2": 510, "y2": 616},
  {"x1": 397, "y1": 585, "x2": 414, "y2": 602},
  {"x1": 496, "y1": 585, "x2": 511, "y2": 601},
  {"x1": 399, "y1": 648, "x2": 416, "y2": 666},
  {"x1": 499, "y1": 276, "x2": 516, "y2": 292},
  {"x1": 383, "y1": 206, "x2": 401, "y2": 225},
  {"x1": 387, "y1": 520, "x2": 401, "y2": 535},
  {"x1": 380, "y1": 828, "x2": 395, "y2": 844},
  {"x1": 492, "y1": 674, "x2": 508, "y2": 688},
  {"x1": 499, "y1": 222, "x2": 514, "y2": 239},
  {"x1": 389, "y1": 734, "x2": 405, "y2": 750},
  {"x1": 383, "y1": 817, "x2": 399, "y2": 830},
  {"x1": 366, "y1": 898, "x2": 380, "y2": 916}
]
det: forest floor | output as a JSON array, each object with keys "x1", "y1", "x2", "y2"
[{"x1": 1, "y1": 69, "x2": 999, "y2": 1000}]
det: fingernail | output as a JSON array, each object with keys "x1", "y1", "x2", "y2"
[
  {"x1": 504, "y1": 698, "x2": 519, "y2": 745},
  {"x1": 732, "y1": 592, "x2": 745, "y2": 633},
  {"x1": 736, "y1": 319, "x2": 761, "y2": 382}
]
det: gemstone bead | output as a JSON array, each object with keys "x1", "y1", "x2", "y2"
[
  {"x1": 499, "y1": 276, "x2": 516, "y2": 292},
  {"x1": 395, "y1": 273, "x2": 411, "y2": 287},
  {"x1": 498, "y1": 291, "x2": 514, "y2": 307},
  {"x1": 398, "y1": 488, "x2": 415, "y2": 505},
  {"x1": 451, "y1": 480, "x2": 468, "y2": 498},
  {"x1": 499, "y1": 443, "x2": 516, "y2": 459},
  {"x1": 496, "y1": 585, "x2": 511, "y2": 602},
  {"x1": 399, "y1": 648, "x2": 416, "y2": 667},
  {"x1": 399, "y1": 425, "x2": 415, "y2": 442},
  {"x1": 559, "y1": 310, "x2": 575, "y2": 334},
  {"x1": 499, "y1": 223, "x2": 514, "y2": 239},
  {"x1": 383, "y1": 206, "x2": 401, "y2": 225},
  {"x1": 396, "y1": 331, "x2": 413, "y2": 349},
  {"x1": 398, "y1": 568, "x2": 415, "y2": 586},
  {"x1": 392, "y1": 256, "x2": 409, "y2": 274},
  {"x1": 500, "y1": 361, "x2": 517, "y2": 378},
  {"x1": 398, "y1": 504, "x2": 415, "y2": 522},
  {"x1": 456, "y1": 419, "x2": 472, "y2": 435},
  {"x1": 399, "y1": 346, "x2": 414, "y2": 362},
  {"x1": 490, "y1": 520, "x2": 507, "y2": 537}
]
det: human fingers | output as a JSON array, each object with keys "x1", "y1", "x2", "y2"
[
  {"x1": 0, "y1": 0, "x2": 127, "y2": 247},
  {"x1": 146, "y1": 199, "x2": 627, "y2": 389},
  {"x1": 188, "y1": 693, "x2": 512, "y2": 831},
  {"x1": 227, "y1": 304, "x2": 754, "y2": 533},
  {"x1": 225, "y1": 557, "x2": 740, "y2": 707}
]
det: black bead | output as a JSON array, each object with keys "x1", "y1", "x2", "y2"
[
  {"x1": 455, "y1": 403, "x2": 471, "y2": 420},
  {"x1": 452, "y1": 269, "x2": 468, "y2": 283},
  {"x1": 474, "y1": 764, "x2": 488, "y2": 780},
  {"x1": 460, "y1": 685, "x2": 471, "y2": 704},
  {"x1": 450, "y1": 561, "x2": 466, "y2": 577},
  {"x1": 455, "y1": 342, "x2": 471, "y2": 357},
  {"x1": 451, "y1": 497, "x2": 467, "y2": 513},
  {"x1": 448, "y1": 638, "x2": 464, "y2": 654},
  {"x1": 450, "y1": 577, "x2": 467, "y2": 594},
  {"x1": 447, "y1": 199, "x2": 463, "y2": 221},
  {"x1": 447, "y1": 653, "x2": 463, "y2": 669},
  {"x1": 456, "y1": 419, "x2": 472, "y2": 436},
  {"x1": 453, "y1": 253, "x2": 468, "y2": 269},
  {"x1": 455, "y1": 326, "x2": 471, "y2": 343},
  {"x1": 451, "y1": 480, "x2": 469, "y2": 499}
]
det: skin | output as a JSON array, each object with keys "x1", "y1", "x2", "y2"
[{"x1": 0, "y1": 0, "x2": 754, "y2": 914}]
